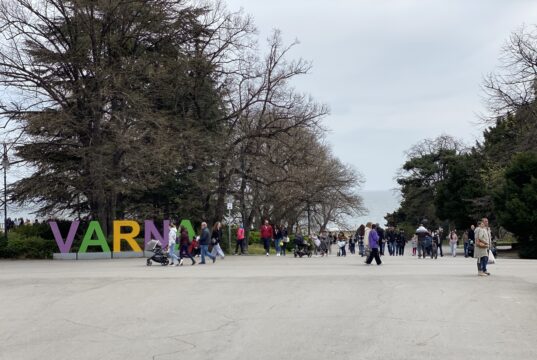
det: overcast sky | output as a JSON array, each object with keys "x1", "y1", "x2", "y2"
[{"x1": 226, "y1": 0, "x2": 537, "y2": 191}]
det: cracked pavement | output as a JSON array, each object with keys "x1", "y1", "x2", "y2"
[{"x1": 1, "y1": 252, "x2": 537, "y2": 360}]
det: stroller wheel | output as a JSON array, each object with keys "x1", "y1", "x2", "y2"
[
  {"x1": 146, "y1": 259, "x2": 152, "y2": 266},
  {"x1": 162, "y1": 259, "x2": 170, "y2": 266}
]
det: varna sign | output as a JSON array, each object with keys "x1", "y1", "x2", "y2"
[{"x1": 50, "y1": 220, "x2": 195, "y2": 253}]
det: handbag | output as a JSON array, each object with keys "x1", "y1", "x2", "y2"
[
  {"x1": 211, "y1": 238, "x2": 217, "y2": 245},
  {"x1": 488, "y1": 250, "x2": 496, "y2": 264}
]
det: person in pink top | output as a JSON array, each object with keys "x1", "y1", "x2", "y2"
[{"x1": 235, "y1": 224, "x2": 246, "y2": 255}]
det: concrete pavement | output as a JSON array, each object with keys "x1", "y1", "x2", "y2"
[{"x1": 1, "y1": 253, "x2": 536, "y2": 360}]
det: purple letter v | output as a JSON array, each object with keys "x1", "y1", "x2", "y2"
[{"x1": 50, "y1": 221, "x2": 79, "y2": 253}]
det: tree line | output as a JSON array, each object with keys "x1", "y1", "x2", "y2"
[
  {"x1": 0, "y1": 0, "x2": 364, "y2": 245},
  {"x1": 386, "y1": 27, "x2": 537, "y2": 258}
]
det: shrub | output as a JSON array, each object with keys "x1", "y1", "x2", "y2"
[{"x1": 0, "y1": 233, "x2": 56, "y2": 259}]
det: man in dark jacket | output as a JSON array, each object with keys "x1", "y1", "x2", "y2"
[
  {"x1": 199, "y1": 222, "x2": 216, "y2": 264},
  {"x1": 376, "y1": 225, "x2": 386, "y2": 256},
  {"x1": 386, "y1": 227, "x2": 396, "y2": 256}
]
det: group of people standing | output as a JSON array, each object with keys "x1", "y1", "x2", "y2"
[{"x1": 410, "y1": 218, "x2": 494, "y2": 276}]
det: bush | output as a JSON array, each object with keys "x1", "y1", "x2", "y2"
[
  {"x1": 494, "y1": 152, "x2": 537, "y2": 259},
  {"x1": 0, "y1": 232, "x2": 56, "y2": 259}
]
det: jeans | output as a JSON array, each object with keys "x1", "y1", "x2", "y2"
[
  {"x1": 359, "y1": 243, "x2": 364, "y2": 256},
  {"x1": 200, "y1": 245, "x2": 215, "y2": 263},
  {"x1": 464, "y1": 243, "x2": 468, "y2": 257},
  {"x1": 418, "y1": 240, "x2": 426, "y2": 258},
  {"x1": 479, "y1": 256, "x2": 489, "y2": 273},
  {"x1": 281, "y1": 242, "x2": 287, "y2": 255},
  {"x1": 388, "y1": 242, "x2": 395, "y2": 256},
  {"x1": 397, "y1": 243, "x2": 405, "y2": 256},
  {"x1": 275, "y1": 238, "x2": 281, "y2": 254},
  {"x1": 365, "y1": 248, "x2": 382, "y2": 265},
  {"x1": 262, "y1": 238, "x2": 271, "y2": 254},
  {"x1": 450, "y1": 243, "x2": 457, "y2": 257},
  {"x1": 380, "y1": 242, "x2": 385, "y2": 255},
  {"x1": 438, "y1": 242, "x2": 444, "y2": 256},
  {"x1": 349, "y1": 242, "x2": 356, "y2": 254},
  {"x1": 168, "y1": 246, "x2": 179, "y2": 263},
  {"x1": 235, "y1": 239, "x2": 245, "y2": 254},
  {"x1": 339, "y1": 246, "x2": 346, "y2": 256}
]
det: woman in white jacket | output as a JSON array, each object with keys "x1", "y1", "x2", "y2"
[
  {"x1": 364, "y1": 222, "x2": 372, "y2": 257},
  {"x1": 168, "y1": 223, "x2": 180, "y2": 266}
]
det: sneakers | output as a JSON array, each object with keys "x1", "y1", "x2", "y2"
[
  {"x1": 175, "y1": 262, "x2": 179, "y2": 266},
  {"x1": 484, "y1": 271, "x2": 491, "y2": 276},
  {"x1": 179, "y1": 259, "x2": 184, "y2": 266},
  {"x1": 276, "y1": 253, "x2": 280, "y2": 257},
  {"x1": 266, "y1": 253, "x2": 269, "y2": 256},
  {"x1": 478, "y1": 271, "x2": 487, "y2": 276},
  {"x1": 169, "y1": 262, "x2": 174, "y2": 266},
  {"x1": 191, "y1": 260, "x2": 196, "y2": 266}
]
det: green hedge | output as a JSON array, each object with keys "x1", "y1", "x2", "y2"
[{"x1": 0, "y1": 232, "x2": 57, "y2": 259}]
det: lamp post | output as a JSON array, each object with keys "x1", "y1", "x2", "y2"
[{"x1": 2, "y1": 144, "x2": 9, "y2": 246}]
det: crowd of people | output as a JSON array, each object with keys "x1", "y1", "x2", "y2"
[
  {"x1": 4, "y1": 217, "x2": 41, "y2": 231},
  {"x1": 161, "y1": 217, "x2": 496, "y2": 274}
]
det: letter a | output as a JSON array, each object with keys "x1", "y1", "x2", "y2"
[{"x1": 79, "y1": 221, "x2": 111, "y2": 253}]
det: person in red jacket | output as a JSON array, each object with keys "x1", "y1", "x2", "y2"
[{"x1": 260, "y1": 219, "x2": 273, "y2": 256}]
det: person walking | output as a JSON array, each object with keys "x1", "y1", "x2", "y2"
[
  {"x1": 179, "y1": 225, "x2": 196, "y2": 266},
  {"x1": 281, "y1": 226, "x2": 289, "y2": 256},
  {"x1": 397, "y1": 230, "x2": 406, "y2": 256},
  {"x1": 475, "y1": 218, "x2": 491, "y2": 276},
  {"x1": 349, "y1": 234, "x2": 356, "y2": 255},
  {"x1": 337, "y1": 232, "x2": 347, "y2": 257},
  {"x1": 468, "y1": 225, "x2": 475, "y2": 257},
  {"x1": 199, "y1": 222, "x2": 216, "y2": 264},
  {"x1": 377, "y1": 225, "x2": 386, "y2": 256},
  {"x1": 235, "y1": 224, "x2": 245, "y2": 255},
  {"x1": 364, "y1": 222, "x2": 372, "y2": 258},
  {"x1": 274, "y1": 225, "x2": 283, "y2": 256},
  {"x1": 449, "y1": 230, "x2": 458, "y2": 257},
  {"x1": 365, "y1": 224, "x2": 382, "y2": 265},
  {"x1": 415, "y1": 224, "x2": 428, "y2": 259},
  {"x1": 167, "y1": 223, "x2": 180, "y2": 266},
  {"x1": 260, "y1": 219, "x2": 273, "y2": 256},
  {"x1": 462, "y1": 230, "x2": 469, "y2": 258},
  {"x1": 211, "y1": 222, "x2": 225, "y2": 259},
  {"x1": 357, "y1": 225, "x2": 365, "y2": 257},
  {"x1": 386, "y1": 227, "x2": 396, "y2": 256}
]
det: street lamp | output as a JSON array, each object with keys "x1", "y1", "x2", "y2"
[{"x1": 2, "y1": 144, "x2": 9, "y2": 246}]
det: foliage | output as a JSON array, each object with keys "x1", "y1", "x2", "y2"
[
  {"x1": 0, "y1": 0, "x2": 363, "y2": 243},
  {"x1": 0, "y1": 233, "x2": 56, "y2": 259},
  {"x1": 494, "y1": 152, "x2": 537, "y2": 258}
]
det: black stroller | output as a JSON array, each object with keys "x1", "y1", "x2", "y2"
[
  {"x1": 294, "y1": 236, "x2": 312, "y2": 258},
  {"x1": 146, "y1": 239, "x2": 170, "y2": 266}
]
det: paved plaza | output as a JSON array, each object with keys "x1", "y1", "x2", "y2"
[{"x1": 1, "y1": 251, "x2": 537, "y2": 360}]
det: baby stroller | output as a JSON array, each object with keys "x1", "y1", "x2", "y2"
[
  {"x1": 145, "y1": 239, "x2": 170, "y2": 266},
  {"x1": 294, "y1": 237, "x2": 312, "y2": 258}
]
